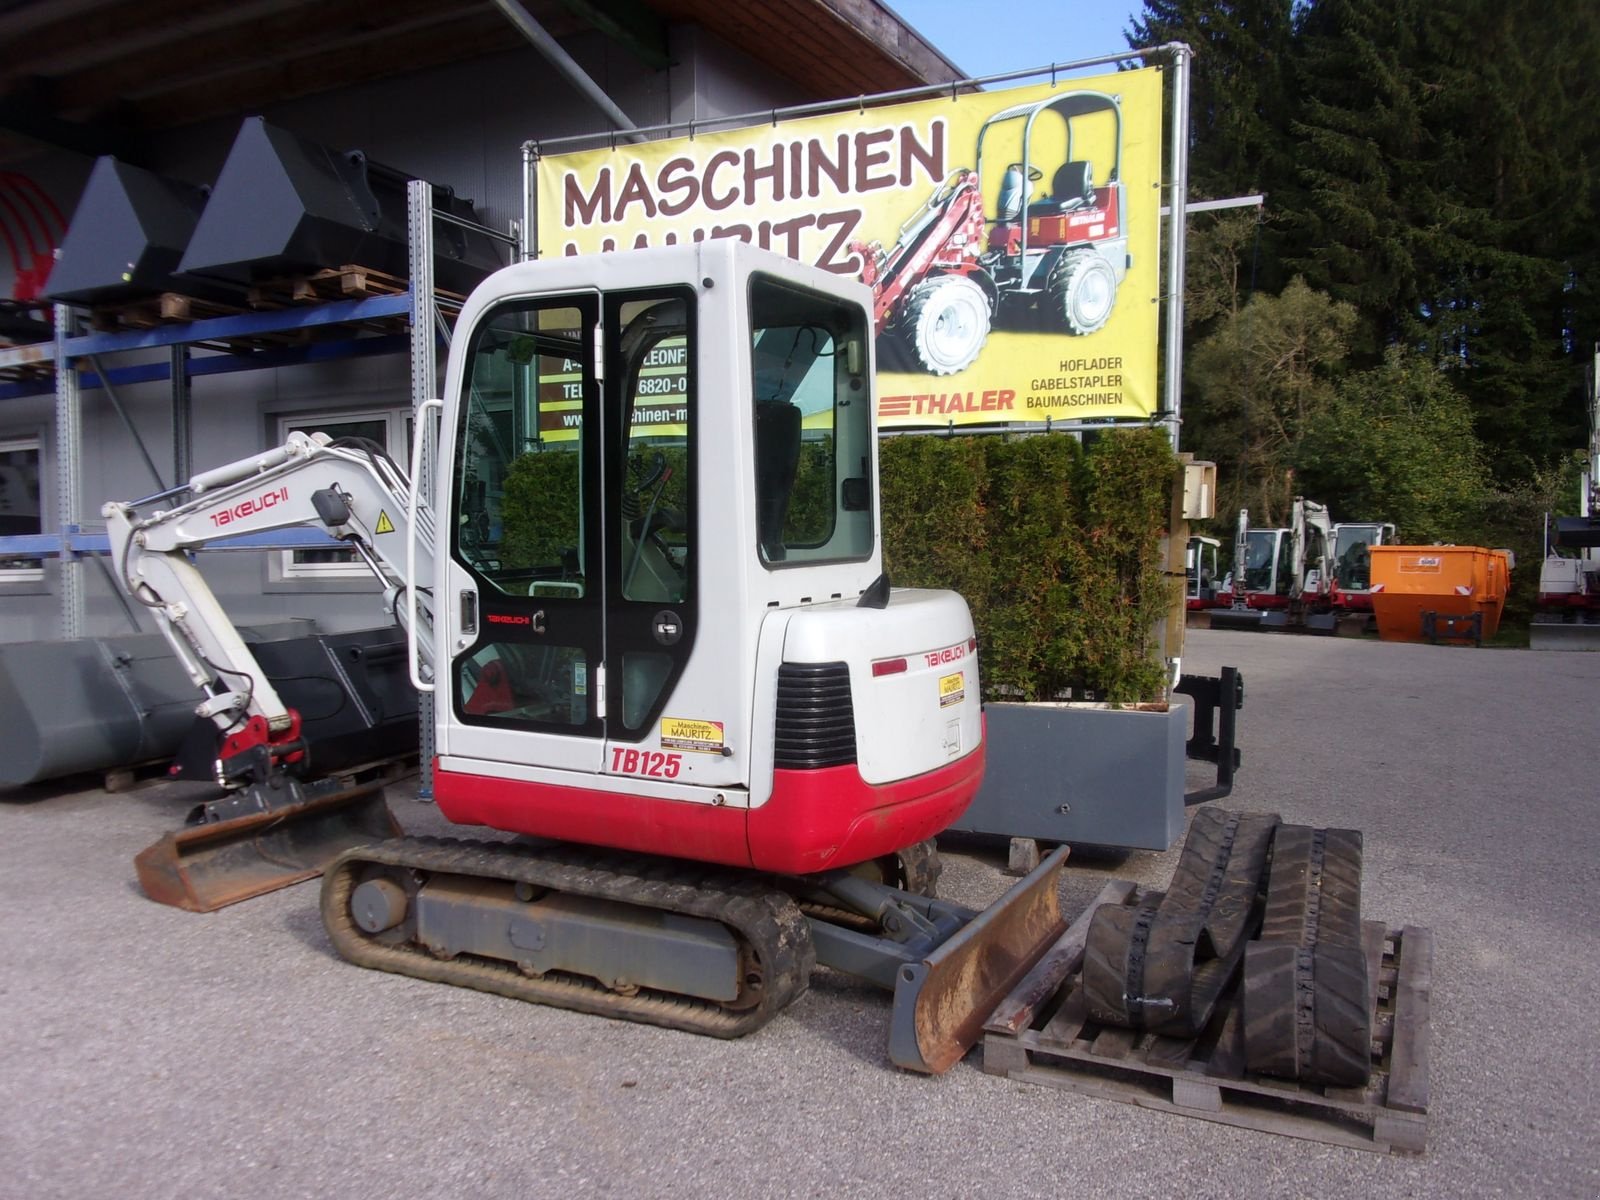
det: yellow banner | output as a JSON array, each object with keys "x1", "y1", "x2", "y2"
[{"x1": 536, "y1": 69, "x2": 1163, "y2": 427}]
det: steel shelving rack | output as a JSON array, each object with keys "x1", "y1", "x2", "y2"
[{"x1": 0, "y1": 181, "x2": 519, "y2": 641}]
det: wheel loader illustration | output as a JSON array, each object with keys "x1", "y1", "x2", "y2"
[{"x1": 854, "y1": 90, "x2": 1130, "y2": 376}]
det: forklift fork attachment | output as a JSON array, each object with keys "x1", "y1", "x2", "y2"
[
  {"x1": 134, "y1": 779, "x2": 400, "y2": 912},
  {"x1": 889, "y1": 845, "x2": 1070, "y2": 1074}
]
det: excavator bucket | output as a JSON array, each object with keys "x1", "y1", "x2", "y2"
[
  {"x1": 134, "y1": 778, "x2": 400, "y2": 912},
  {"x1": 888, "y1": 845, "x2": 1070, "y2": 1074}
]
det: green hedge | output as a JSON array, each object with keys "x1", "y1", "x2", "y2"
[
  {"x1": 881, "y1": 429, "x2": 1177, "y2": 703},
  {"x1": 499, "y1": 428, "x2": 1179, "y2": 702}
]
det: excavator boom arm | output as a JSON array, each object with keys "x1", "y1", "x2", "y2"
[{"x1": 104, "y1": 431, "x2": 435, "y2": 750}]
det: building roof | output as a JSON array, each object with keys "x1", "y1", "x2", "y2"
[{"x1": 0, "y1": 0, "x2": 965, "y2": 164}]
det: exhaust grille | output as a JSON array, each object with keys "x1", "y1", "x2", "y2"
[{"x1": 774, "y1": 662, "x2": 856, "y2": 769}]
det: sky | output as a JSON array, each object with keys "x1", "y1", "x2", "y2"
[{"x1": 886, "y1": 0, "x2": 1148, "y2": 81}]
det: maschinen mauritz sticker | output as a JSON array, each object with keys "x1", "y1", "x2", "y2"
[
  {"x1": 938, "y1": 672, "x2": 965, "y2": 707},
  {"x1": 660, "y1": 717, "x2": 726, "y2": 754}
]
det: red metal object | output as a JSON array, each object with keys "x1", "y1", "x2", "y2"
[
  {"x1": 1230, "y1": 592, "x2": 1291, "y2": 611},
  {"x1": 855, "y1": 171, "x2": 988, "y2": 335},
  {"x1": 1331, "y1": 586, "x2": 1376, "y2": 613},
  {"x1": 218, "y1": 710, "x2": 306, "y2": 771},
  {"x1": 748, "y1": 747, "x2": 985, "y2": 873},
  {"x1": 1537, "y1": 591, "x2": 1600, "y2": 610},
  {"x1": 0, "y1": 173, "x2": 65, "y2": 302},
  {"x1": 434, "y1": 742, "x2": 986, "y2": 874},
  {"x1": 1026, "y1": 186, "x2": 1121, "y2": 248}
]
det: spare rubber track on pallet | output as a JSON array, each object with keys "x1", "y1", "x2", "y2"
[
  {"x1": 1082, "y1": 809, "x2": 1280, "y2": 1037},
  {"x1": 322, "y1": 837, "x2": 815, "y2": 1038},
  {"x1": 1242, "y1": 825, "x2": 1371, "y2": 1086}
]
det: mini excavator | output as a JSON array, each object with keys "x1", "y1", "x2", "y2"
[{"x1": 104, "y1": 241, "x2": 1073, "y2": 1072}]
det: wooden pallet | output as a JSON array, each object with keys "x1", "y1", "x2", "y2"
[
  {"x1": 89, "y1": 291, "x2": 250, "y2": 332},
  {"x1": 247, "y1": 264, "x2": 465, "y2": 309},
  {"x1": 982, "y1": 880, "x2": 1433, "y2": 1154},
  {"x1": 0, "y1": 356, "x2": 53, "y2": 383}
]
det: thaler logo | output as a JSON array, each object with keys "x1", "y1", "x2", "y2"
[{"x1": 924, "y1": 642, "x2": 966, "y2": 668}]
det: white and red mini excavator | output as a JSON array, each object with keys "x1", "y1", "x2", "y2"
[{"x1": 103, "y1": 241, "x2": 1072, "y2": 1072}]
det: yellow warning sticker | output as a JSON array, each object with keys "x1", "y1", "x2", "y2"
[
  {"x1": 939, "y1": 672, "x2": 965, "y2": 708},
  {"x1": 661, "y1": 717, "x2": 726, "y2": 754},
  {"x1": 374, "y1": 510, "x2": 396, "y2": 535}
]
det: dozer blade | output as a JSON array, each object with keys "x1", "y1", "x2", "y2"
[
  {"x1": 1206, "y1": 608, "x2": 1264, "y2": 632},
  {"x1": 134, "y1": 778, "x2": 400, "y2": 912},
  {"x1": 888, "y1": 844, "x2": 1070, "y2": 1074}
]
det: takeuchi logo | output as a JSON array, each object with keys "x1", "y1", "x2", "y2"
[{"x1": 208, "y1": 486, "x2": 288, "y2": 527}]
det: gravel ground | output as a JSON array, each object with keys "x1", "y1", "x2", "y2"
[{"x1": 2, "y1": 629, "x2": 1598, "y2": 1199}]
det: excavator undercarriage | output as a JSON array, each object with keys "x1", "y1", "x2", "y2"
[{"x1": 320, "y1": 833, "x2": 1071, "y2": 1070}]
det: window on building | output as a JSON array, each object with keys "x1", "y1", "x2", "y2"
[
  {"x1": 0, "y1": 437, "x2": 44, "y2": 582},
  {"x1": 274, "y1": 408, "x2": 411, "y2": 580}
]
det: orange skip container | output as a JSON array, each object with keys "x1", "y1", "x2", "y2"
[{"x1": 1369, "y1": 545, "x2": 1512, "y2": 644}]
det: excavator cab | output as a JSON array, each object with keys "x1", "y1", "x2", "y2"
[{"x1": 430, "y1": 242, "x2": 982, "y2": 874}]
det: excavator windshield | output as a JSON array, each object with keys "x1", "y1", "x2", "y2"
[
  {"x1": 1242, "y1": 530, "x2": 1280, "y2": 592},
  {"x1": 1333, "y1": 523, "x2": 1382, "y2": 590}
]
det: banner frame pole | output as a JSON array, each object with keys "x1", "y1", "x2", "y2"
[{"x1": 1162, "y1": 43, "x2": 1192, "y2": 451}]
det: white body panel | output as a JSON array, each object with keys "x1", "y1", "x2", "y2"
[{"x1": 777, "y1": 588, "x2": 980, "y2": 788}]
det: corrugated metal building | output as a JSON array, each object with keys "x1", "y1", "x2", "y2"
[{"x1": 0, "y1": 0, "x2": 962, "y2": 642}]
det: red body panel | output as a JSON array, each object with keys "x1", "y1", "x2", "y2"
[
  {"x1": 433, "y1": 742, "x2": 987, "y2": 874},
  {"x1": 1332, "y1": 588, "x2": 1376, "y2": 612},
  {"x1": 748, "y1": 744, "x2": 986, "y2": 873},
  {"x1": 1025, "y1": 189, "x2": 1121, "y2": 248},
  {"x1": 1538, "y1": 592, "x2": 1600, "y2": 610},
  {"x1": 1244, "y1": 593, "x2": 1291, "y2": 610}
]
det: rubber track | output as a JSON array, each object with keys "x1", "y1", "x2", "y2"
[
  {"x1": 321, "y1": 837, "x2": 815, "y2": 1039},
  {"x1": 1082, "y1": 808, "x2": 1280, "y2": 1037},
  {"x1": 1243, "y1": 825, "x2": 1371, "y2": 1086}
]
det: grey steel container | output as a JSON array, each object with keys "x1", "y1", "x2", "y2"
[
  {"x1": 0, "y1": 621, "x2": 313, "y2": 787},
  {"x1": 44, "y1": 156, "x2": 236, "y2": 306},
  {"x1": 177, "y1": 117, "x2": 502, "y2": 294}
]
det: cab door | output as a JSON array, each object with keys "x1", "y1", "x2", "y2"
[
  {"x1": 444, "y1": 292, "x2": 608, "y2": 773},
  {"x1": 598, "y1": 290, "x2": 699, "y2": 764},
  {"x1": 441, "y1": 289, "x2": 700, "y2": 780}
]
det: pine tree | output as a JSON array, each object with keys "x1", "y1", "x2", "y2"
[
  {"x1": 1285, "y1": 0, "x2": 1599, "y2": 474},
  {"x1": 1283, "y1": 0, "x2": 1432, "y2": 354},
  {"x1": 1127, "y1": 0, "x2": 1297, "y2": 201}
]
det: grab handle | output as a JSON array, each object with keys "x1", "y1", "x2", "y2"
[{"x1": 407, "y1": 397, "x2": 443, "y2": 692}]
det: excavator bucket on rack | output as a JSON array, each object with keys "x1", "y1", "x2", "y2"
[
  {"x1": 888, "y1": 845, "x2": 1071, "y2": 1073},
  {"x1": 134, "y1": 777, "x2": 400, "y2": 912}
]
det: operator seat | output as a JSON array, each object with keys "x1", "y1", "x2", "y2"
[
  {"x1": 996, "y1": 165, "x2": 1028, "y2": 221},
  {"x1": 1028, "y1": 161, "x2": 1094, "y2": 218}
]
